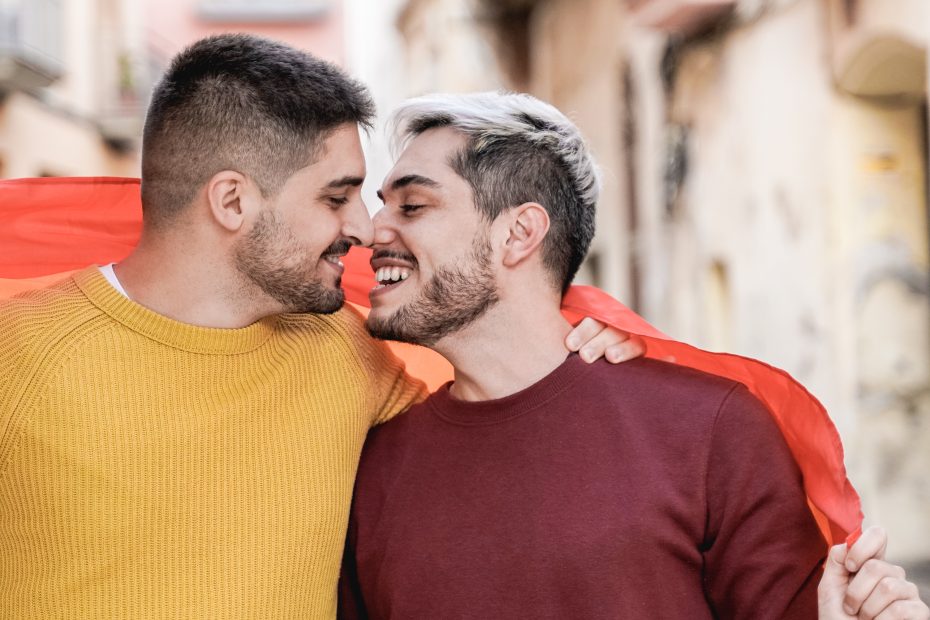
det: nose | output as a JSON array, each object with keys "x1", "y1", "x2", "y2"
[
  {"x1": 371, "y1": 207, "x2": 397, "y2": 247},
  {"x1": 342, "y1": 199, "x2": 374, "y2": 247}
]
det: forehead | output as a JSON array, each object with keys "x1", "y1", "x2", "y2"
[
  {"x1": 304, "y1": 123, "x2": 366, "y2": 178},
  {"x1": 382, "y1": 127, "x2": 468, "y2": 190}
]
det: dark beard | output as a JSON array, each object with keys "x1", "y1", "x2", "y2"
[
  {"x1": 234, "y1": 211, "x2": 347, "y2": 314},
  {"x1": 366, "y1": 236, "x2": 499, "y2": 346}
]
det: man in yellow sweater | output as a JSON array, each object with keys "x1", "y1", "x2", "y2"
[{"x1": 0, "y1": 35, "x2": 632, "y2": 618}]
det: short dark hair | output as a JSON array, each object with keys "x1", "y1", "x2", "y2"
[
  {"x1": 141, "y1": 33, "x2": 375, "y2": 226},
  {"x1": 390, "y1": 93, "x2": 599, "y2": 293}
]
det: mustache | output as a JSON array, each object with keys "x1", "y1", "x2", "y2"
[
  {"x1": 322, "y1": 239, "x2": 353, "y2": 257},
  {"x1": 370, "y1": 249, "x2": 418, "y2": 266}
]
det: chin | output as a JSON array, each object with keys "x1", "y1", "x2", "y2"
[
  {"x1": 368, "y1": 289, "x2": 401, "y2": 310},
  {"x1": 366, "y1": 305, "x2": 391, "y2": 324}
]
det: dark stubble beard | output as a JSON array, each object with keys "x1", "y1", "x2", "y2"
[
  {"x1": 366, "y1": 234, "x2": 500, "y2": 347},
  {"x1": 234, "y1": 210, "x2": 347, "y2": 314}
]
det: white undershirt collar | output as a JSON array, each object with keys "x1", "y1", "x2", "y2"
[{"x1": 98, "y1": 263, "x2": 130, "y2": 298}]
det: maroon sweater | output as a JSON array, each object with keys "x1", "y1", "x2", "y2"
[{"x1": 339, "y1": 355, "x2": 826, "y2": 619}]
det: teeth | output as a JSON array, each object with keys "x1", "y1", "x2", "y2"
[{"x1": 374, "y1": 266, "x2": 412, "y2": 285}]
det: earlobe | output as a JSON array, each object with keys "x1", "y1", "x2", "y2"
[
  {"x1": 501, "y1": 202, "x2": 550, "y2": 268},
  {"x1": 207, "y1": 171, "x2": 250, "y2": 232}
]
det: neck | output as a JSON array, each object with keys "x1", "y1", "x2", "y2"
[
  {"x1": 433, "y1": 291, "x2": 573, "y2": 402},
  {"x1": 114, "y1": 229, "x2": 281, "y2": 329}
]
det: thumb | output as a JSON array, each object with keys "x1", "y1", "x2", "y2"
[{"x1": 819, "y1": 543, "x2": 851, "y2": 598}]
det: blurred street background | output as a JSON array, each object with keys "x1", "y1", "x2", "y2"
[{"x1": 1, "y1": 0, "x2": 928, "y2": 591}]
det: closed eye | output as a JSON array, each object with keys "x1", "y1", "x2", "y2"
[
  {"x1": 328, "y1": 196, "x2": 350, "y2": 207},
  {"x1": 400, "y1": 204, "x2": 425, "y2": 214}
]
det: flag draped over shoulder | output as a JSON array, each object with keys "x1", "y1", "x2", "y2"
[{"x1": 0, "y1": 177, "x2": 862, "y2": 546}]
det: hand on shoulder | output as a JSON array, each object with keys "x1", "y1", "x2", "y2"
[{"x1": 565, "y1": 317, "x2": 646, "y2": 364}]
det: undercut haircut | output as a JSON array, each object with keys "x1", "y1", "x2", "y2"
[
  {"x1": 389, "y1": 91, "x2": 600, "y2": 293},
  {"x1": 141, "y1": 33, "x2": 375, "y2": 226}
]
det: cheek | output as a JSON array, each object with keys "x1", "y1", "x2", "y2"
[{"x1": 296, "y1": 211, "x2": 342, "y2": 243}]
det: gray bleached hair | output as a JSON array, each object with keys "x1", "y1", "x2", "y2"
[{"x1": 388, "y1": 91, "x2": 600, "y2": 293}]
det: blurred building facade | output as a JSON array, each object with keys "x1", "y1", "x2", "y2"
[
  {"x1": 0, "y1": 0, "x2": 345, "y2": 179},
  {"x1": 347, "y1": 0, "x2": 930, "y2": 563},
  {"x1": 0, "y1": 0, "x2": 146, "y2": 177}
]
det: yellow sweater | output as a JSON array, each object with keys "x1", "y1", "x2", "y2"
[{"x1": 0, "y1": 268, "x2": 426, "y2": 619}]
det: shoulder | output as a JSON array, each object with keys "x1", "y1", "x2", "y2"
[
  {"x1": 279, "y1": 304, "x2": 424, "y2": 409},
  {"x1": 599, "y1": 358, "x2": 794, "y2": 481},
  {"x1": 571, "y1": 357, "x2": 783, "y2": 466},
  {"x1": 596, "y1": 356, "x2": 744, "y2": 403},
  {"x1": 0, "y1": 275, "x2": 108, "y2": 365},
  {"x1": 275, "y1": 305, "x2": 380, "y2": 366},
  {"x1": 585, "y1": 356, "x2": 756, "y2": 426},
  {"x1": 277, "y1": 304, "x2": 378, "y2": 353},
  {"x1": 0, "y1": 275, "x2": 112, "y2": 439}
]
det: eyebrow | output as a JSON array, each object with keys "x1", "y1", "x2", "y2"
[
  {"x1": 376, "y1": 174, "x2": 440, "y2": 202},
  {"x1": 324, "y1": 175, "x2": 365, "y2": 190}
]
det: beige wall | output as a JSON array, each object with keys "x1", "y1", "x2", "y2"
[
  {"x1": 0, "y1": 92, "x2": 138, "y2": 177},
  {"x1": 831, "y1": 95, "x2": 930, "y2": 554}
]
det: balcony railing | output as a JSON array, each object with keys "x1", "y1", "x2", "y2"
[
  {"x1": 0, "y1": 0, "x2": 63, "y2": 91},
  {"x1": 196, "y1": 0, "x2": 331, "y2": 24}
]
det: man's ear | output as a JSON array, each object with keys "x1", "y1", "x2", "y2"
[
  {"x1": 501, "y1": 202, "x2": 550, "y2": 268},
  {"x1": 205, "y1": 170, "x2": 259, "y2": 232}
]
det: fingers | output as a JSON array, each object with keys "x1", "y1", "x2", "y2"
[
  {"x1": 874, "y1": 599, "x2": 930, "y2": 620},
  {"x1": 565, "y1": 318, "x2": 609, "y2": 353},
  {"x1": 844, "y1": 558, "x2": 908, "y2": 617},
  {"x1": 820, "y1": 526, "x2": 926, "y2": 620},
  {"x1": 565, "y1": 318, "x2": 645, "y2": 363},
  {"x1": 605, "y1": 335, "x2": 646, "y2": 364},
  {"x1": 577, "y1": 327, "x2": 629, "y2": 363},
  {"x1": 820, "y1": 542, "x2": 851, "y2": 592},
  {"x1": 846, "y1": 526, "x2": 889, "y2": 572}
]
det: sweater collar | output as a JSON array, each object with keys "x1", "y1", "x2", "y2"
[
  {"x1": 74, "y1": 266, "x2": 277, "y2": 355},
  {"x1": 426, "y1": 353, "x2": 592, "y2": 426}
]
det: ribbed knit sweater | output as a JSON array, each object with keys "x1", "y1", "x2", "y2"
[{"x1": 0, "y1": 267, "x2": 426, "y2": 619}]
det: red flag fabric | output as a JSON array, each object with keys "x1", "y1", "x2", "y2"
[{"x1": 0, "y1": 177, "x2": 862, "y2": 546}]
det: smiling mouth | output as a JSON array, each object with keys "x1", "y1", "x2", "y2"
[
  {"x1": 322, "y1": 254, "x2": 346, "y2": 277},
  {"x1": 373, "y1": 266, "x2": 412, "y2": 290}
]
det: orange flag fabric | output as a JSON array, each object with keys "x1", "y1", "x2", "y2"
[{"x1": 0, "y1": 177, "x2": 862, "y2": 546}]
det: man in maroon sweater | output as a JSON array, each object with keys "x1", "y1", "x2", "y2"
[{"x1": 339, "y1": 93, "x2": 928, "y2": 619}]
